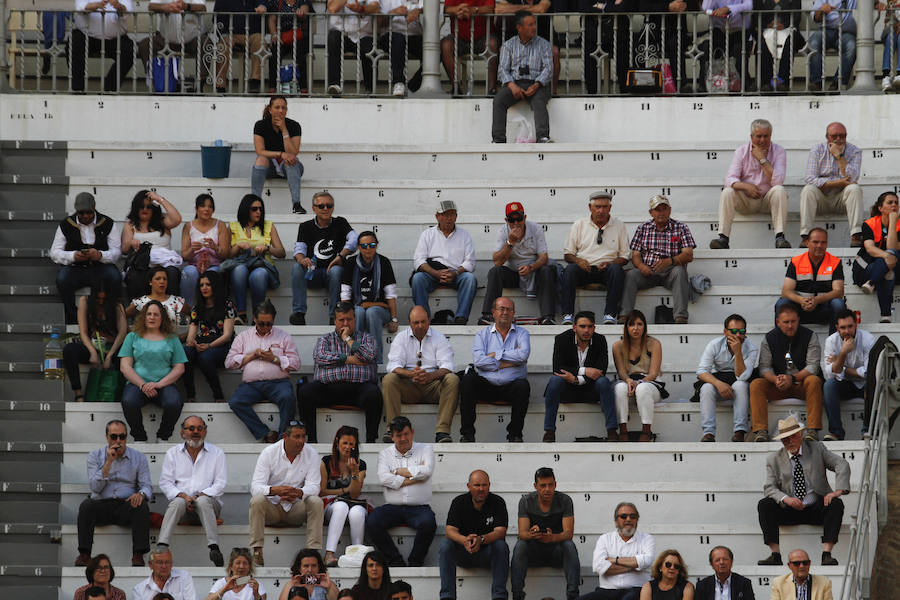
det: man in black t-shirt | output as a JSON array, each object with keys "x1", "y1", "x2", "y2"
[
  {"x1": 290, "y1": 192, "x2": 358, "y2": 325},
  {"x1": 511, "y1": 467, "x2": 579, "y2": 600},
  {"x1": 439, "y1": 470, "x2": 509, "y2": 600}
]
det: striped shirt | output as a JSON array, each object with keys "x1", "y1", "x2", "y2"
[
  {"x1": 804, "y1": 141, "x2": 861, "y2": 188},
  {"x1": 629, "y1": 218, "x2": 696, "y2": 268},
  {"x1": 498, "y1": 34, "x2": 553, "y2": 87},
  {"x1": 313, "y1": 330, "x2": 378, "y2": 384}
]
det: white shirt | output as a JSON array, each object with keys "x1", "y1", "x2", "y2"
[
  {"x1": 822, "y1": 328, "x2": 875, "y2": 389},
  {"x1": 151, "y1": 0, "x2": 205, "y2": 42},
  {"x1": 133, "y1": 569, "x2": 197, "y2": 600},
  {"x1": 713, "y1": 574, "x2": 732, "y2": 600},
  {"x1": 49, "y1": 217, "x2": 121, "y2": 266},
  {"x1": 159, "y1": 442, "x2": 227, "y2": 509},
  {"x1": 563, "y1": 216, "x2": 631, "y2": 266},
  {"x1": 386, "y1": 326, "x2": 455, "y2": 373},
  {"x1": 377, "y1": 441, "x2": 434, "y2": 505},
  {"x1": 413, "y1": 226, "x2": 476, "y2": 273},
  {"x1": 250, "y1": 440, "x2": 321, "y2": 511},
  {"x1": 381, "y1": 0, "x2": 424, "y2": 34},
  {"x1": 75, "y1": 0, "x2": 134, "y2": 38},
  {"x1": 591, "y1": 530, "x2": 655, "y2": 590},
  {"x1": 328, "y1": 3, "x2": 376, "y2": 43},
  {"x1": 209, "y1": 577, "x2": 268, "y2": 600}
]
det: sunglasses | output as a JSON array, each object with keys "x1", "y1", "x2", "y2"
[
  {"x1": 790, "y1": 560, "x2": 811, "y2": 566},
  {"x1": 314, "y1": 203, "x2": 334, "y2": 209},
  {"x1": 288, "y1": 420, "x2": 307, "y2": 429},
  {"x1": 249, "y1": 206, "x2": 263, "y2": 212},
  {"x1": 596, "y1": 230, "x2": 604, "y2": 245},
  {"x1": 664, "y1": 561, "x2": 681, "y2": 570},
  {"x1": 77, "y1": 209, "x2": 95, "y2": 216},
  {"x1": 108, "y1": 433, "x2": 127, "y2": 441},
  {"x1": 617, "y1": 513, "x2": 638, "y2": 519},
  {"x1": 359, "y1": 242, "x2": 377, "y2": 249},
  {"x1": 727, "y1": 328, "x2": 746, "y2": 334},
  {"x1": 506, "y1": 215, "x2": 524, "y2": 223},
  {"x1": 183, "y1": 425, "x2": 206, "y2": 432},
  {"x1": 416, "y1": 351, "x2": 423, "y2": 367},
  {"x1": 256, "y1": 322, "x2": 274, "y2": 328}
]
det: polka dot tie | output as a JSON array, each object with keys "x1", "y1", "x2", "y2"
[{"x1": 793, "y1": 454, "x2": 807, "y2": 500}]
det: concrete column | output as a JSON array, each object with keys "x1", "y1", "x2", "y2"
[
  {"x1": 849, "y1": 0, "x2": 879, "y2": 93},
  {"x1": 412, "y1": 0, "x2": 448, "y2": 97},
  {"x1": 0, "y1": 0, "x2": 11, "y2": 91}
]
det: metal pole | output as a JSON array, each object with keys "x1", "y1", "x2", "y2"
[
  {"x1": 0, "y1": 0, "x2": 12, "y2": 91},
  {"x1": 849, "y1": 0, "x2": 878, "y2": 92},
  {"x1": 412, "y1": 0, "x2": 447, "y2": 97}
]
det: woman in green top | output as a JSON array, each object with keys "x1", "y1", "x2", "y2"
[{"x1": 119, "y1": 300, "x2": 187, "y2": 442}]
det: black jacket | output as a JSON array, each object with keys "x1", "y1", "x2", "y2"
[
  {"x1": 695, "y1": 572, "x2": 755, "y2": 600},
  {"x1": 551, "y1": 329, "x2": 608, "y2": 379}
]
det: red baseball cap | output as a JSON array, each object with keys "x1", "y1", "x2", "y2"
[{"x1": 505, "y1": 202, "x2": 525, "y2": 216}]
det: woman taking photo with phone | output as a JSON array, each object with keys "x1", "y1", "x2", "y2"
[{"x1": 206, "y1": 547, "x2": 266, "y2": 600}]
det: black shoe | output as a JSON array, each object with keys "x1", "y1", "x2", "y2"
[
  {"x1": 407, "y1": 558, "x2": 424, "y2": 567},
  {"x1": 382, "y1": 431, "x2": 393, "y2": 443},
  {"x1": 822, "y1": 552, "x2": 839, "y2": 566},
  {"x1": 132, "y1": 433, "x2": 148, "y2": 442},
  {"x1": 477, "y1": 314, "x2": 494, "y2": 325},
  {"x1": 758, "y1": 552, "x2": 783, "y2": 565},
  {"x1": 289, "y1": 312, "x2": 306, "y2": 326},
  {"x1": 388, "y1": 557, "x2": 407, "y2": 567},
  {"x1": 293, "y1": 204, "x2": 307, "y2": 214},
  {"x1": 435, "y1": 432, "x2": 452, "y2": 443},
  {"x1": 539, "y1": 316, "x2": 556, "y2": 325},
  {"x1": 709, "y1": 235, "x2": 729, "y2": 250},
  {"x1": 506, "y1": 434, "x2": 524, "y2": 442},
  {"x1": 209, "y1": 545, "x2": 224, "y2": 567},
  {"x1": 453, "y1": 316, "x2": 468, "y2": 325},
  {"x1": 460, "y1": 434, "x2": 475, "y2": 443}
]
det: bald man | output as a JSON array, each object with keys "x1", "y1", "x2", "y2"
[
  {"x1": 439, "y1": 470, "x2": 510, "y2": 600},
  {"x1": 383, "y1": 306, "x2": 460, "y2": 444},
  {"x1": 770, "y1": 549, "x2": 833, "y2": 600}
]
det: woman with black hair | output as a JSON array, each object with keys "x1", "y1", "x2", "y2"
[
  {"x1": 126, "y1": 266, "x2": 187, "y2": 322},
  {"x1": 72, "y1": 553, "x2": 126, "y2": 600},
  {"x1": 252, "y1": 96, "x2": 305, "y2": 214},
  {"x1": 63, "y1": 282, "x2": 128, "y2": 402},
  {"x1": 350, "y1": 551, "x2": 391, "y2": 600},
  {"x1": 181, "y1": 193, "x2": 230, "y2": 308},
  {"x1": 121, "y1": 190, "x2": 182, "y2": 300},
  {"x1": 227, "y1": 194, "x2": 286, "y2": 323},
  {"x1": 183, "y1": 271, "x2": 236, "y2": 402}
]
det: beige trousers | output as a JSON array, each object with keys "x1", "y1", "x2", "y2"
[
  {"x1": 718, "y1": 185, "x2": 789, "y2": 237},
  {"x1": 248, "y1": 493, "x2": 323, "y2": 549},
  {"x1": 799, "y1": 183, "x2": 864, "y2": 236},
  {"x1": 382, "y1": 372, "x2": 460, "y2": 434}
]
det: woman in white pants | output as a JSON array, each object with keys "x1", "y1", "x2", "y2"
[
  {"x1": 319, "y1": 426, "x2": 369, "y2": 567},
  {"x1": 612, "y1": 310, "x2": 664, "y2": 442}
]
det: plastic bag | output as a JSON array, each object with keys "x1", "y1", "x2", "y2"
[
  {"x1": 706, "y1": 51, "x2": 740, "y2": 93},
  {"x1": 337, "y1": 545, "x2": 376, "y2": 569},
  {"x1": 661, "y1": 61, "x2": 676, "y2": 95},
  {"x1": 511, "y1": 112, "x2": 536, "y2": 144}
]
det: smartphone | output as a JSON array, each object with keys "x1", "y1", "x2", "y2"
[
  {"x1": 235, "y1": 575, "x2": 251, "y2": 586},
  {"x1": 301, "y1": 574, "x2": 319, "y2": 585},
  {"x1": 350, "y1": 446, "x2": 359, "y2": 460}
]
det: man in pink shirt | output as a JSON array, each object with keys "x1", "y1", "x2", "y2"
[
  {"x1": 711, "y1": 119, "x2": 791, "y2": 250},
  {"x1": 225, "y1": 300, "x2": 301, "y2": 442}
]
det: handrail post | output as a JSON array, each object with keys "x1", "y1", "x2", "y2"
[
  {"x1": 412, "y1": 0, "x2": 447, "y2": 97},
  {"x1": 849, "y1": 0, "x2": 879, "y2": 92},
  {"x1": 0, "y1": 0, "x2": 12, "y2": 91}
]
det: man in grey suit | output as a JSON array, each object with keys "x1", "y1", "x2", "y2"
[{"x1": 757, "y1": 414, "x2": 850, "y2": 567}]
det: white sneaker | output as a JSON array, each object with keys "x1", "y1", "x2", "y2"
[
  {"x1": 327, "y1": 84, "x2": 342, "y2": 95},
  {"x1": 881, "y1": 314, "x2": 893, "y2": 323},
  {"x1": 894, "y1": 75, "x2": 900, "y2": 90},
  {"x1": 562, "y1": 314, "x2": 574, "y2": 325},
  {"x1": 882, "y1": 75, "x2": 893, "y2": 91},
  {"x1": 603, "y1": 314, "x2": 617, "y2": 325},
  {"x1": 861, "y1": 281, "x2": 875, "y2": 295},
  {"x1": 392, "y1": 82, "x2": 407, "y2": 97}
]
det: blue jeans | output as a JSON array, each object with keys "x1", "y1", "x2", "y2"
[
  {"x1": 230, "y1": 264, "x2": 277, "y2": 314},
  {"x1": 853, "y1": 250, "x2": 899, "y2": 317},
  {"x1": 510, "y1": 539, "x2": 580, "y2": 600},
  {"x1": 56, "y1": 263, "x2": 122, "y2": 323},
  {"x1": 251, "y1": 160, "x2": 304, "y2": 208},
  {"x1": 699, "y1": 380, "x2": 750, "y2": 436},
  {"x1": 543, "y1": 374, "x2": 617, "y2": 432},
  {"x1": 366, "y1": 504, "x2": 436, "y2": 566},
  {"x1": 560, "y1": 262, "x2": 625, "y2": 317},
  {"x1": 774, "y1": 296, "x2": 846, "y2": 334},
  {"x1": 824, "y1": 378, "x2": 862, "y2": 438},
  {"x1": 883, "y1": 31, "x2": 900, "y2": 71},
  {"x1": 228, "y1": 379, "x2": 296, "y2": 440},
  {"x1": 181, "y1": 265, "x2": 220, "y2": 308},
  {"x1": 355, "y1": 305, "x2": 389, "y2": 364},
  {"x1": 182, "y1": 344, "x2": 229, "y2": 400},
  {"x1": 411, "y1": 271, "x2": 477, "y2": 320},
  {"x1": 808, "y1": 29, "x2": 857, "y2": 84},
  {"x1": 291, "y1": 263, "x2": 343, "y2": 317},
  {"x1": 121, "y1": 382, "x2": 184, "y2": 441},
  {"x1": 439, "y1": 537, "x2": 510, "y2": 600}
]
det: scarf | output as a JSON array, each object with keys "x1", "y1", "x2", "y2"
[{"x1": 353, "y1": 253, "x2": 381, "y2": 305}]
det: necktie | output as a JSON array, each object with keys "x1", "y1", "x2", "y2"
[{"x1": 792, "y1": 454, "x2": 807, "y2": 500}]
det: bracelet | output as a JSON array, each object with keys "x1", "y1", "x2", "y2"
[{"x1": 282, "y1": 134, "x2": 290, "y2": 138}]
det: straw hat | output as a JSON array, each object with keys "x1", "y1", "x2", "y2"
[{"x1": 772, "y1": 414, "x2": 806, "y2": 440}]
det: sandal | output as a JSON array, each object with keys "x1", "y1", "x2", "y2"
[
  {"x1": 325, "y1": 557, "x2": 339, "y2": 568},
  {"x1": 74, "y1": 392, "x2": 85, "y2": 402}
]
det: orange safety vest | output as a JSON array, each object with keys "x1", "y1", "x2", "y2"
[
  {"x1": 863, "y1": 214, "x2": 900, "y2": 246},
  {"x1": 791, "y1": 251, "x2": 841, "y2": 297}
]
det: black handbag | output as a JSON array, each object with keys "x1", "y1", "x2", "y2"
[{"x1": 654, "y1": 300, "x2": 674, "y2": 325}]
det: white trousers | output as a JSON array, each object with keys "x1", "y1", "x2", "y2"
[
  {"x1": 324, "y1": 500, "x2": 367, "y2": 553},
  {"x1": 614, "y1": 381, "x2": 659, "y2": 425}
]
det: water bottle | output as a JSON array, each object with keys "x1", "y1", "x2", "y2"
[
  {"x1": 305, "y1": 257, "x2": 316, "y2": 280},
  {"x1": 43, "y1": 333, "x2": 65, "y2": 380}
]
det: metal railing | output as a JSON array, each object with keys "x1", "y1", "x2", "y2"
[
  {"x1": 839, "y1": 341, "x2": 897, "y2": 600},
  {"x1": 1, "y1": 5, "x2": 890, "y2": 95}
]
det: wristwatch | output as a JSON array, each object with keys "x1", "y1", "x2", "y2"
[
  {"x1": 758, "y1": 158, "x2": 768, "y2": 165},
  {"x1": 390, "y1": 317, "x2": 399, "y2": 323}
]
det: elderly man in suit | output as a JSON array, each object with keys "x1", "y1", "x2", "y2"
[
  {"x1": 694, "y1": 545, "x2": 755, "y2": 600},
  {"x1": 770, "y1": 549, "x2": 833, "y2": 600},
  {"x1": 757, "y1": 415, "x2": 850, "y2": 567}
]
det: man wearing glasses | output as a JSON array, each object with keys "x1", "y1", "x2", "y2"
[
  {"x1": 695, "y1": 313, "x2": 758, "y2": 442},
  {"x1": 225, "y1": 300, "x2": 301, "y2": 443},
  {"x1": 479, "y1": 201, "x2": 557, "y2": 326},
  {"x1": 156, "y1": 415, "x2": 227, "y2": 566},
  {"x1": 249, "y1": 420, "x2": 324, "y2": 566},
  {"x1": 75, "y1": 419, "x2": 152, "y2": 567},
  {"x1": 770, "y1": 549, "x2": 834, "y2": 599},
  {"x1": 291, "y1": 191, "x2": 358, "y2": 325},
  {"x1": 578, "y1": 501, "x2": 655, "y2": 600},
  {"x1": 758, "y1": 415, "x2": 850, "y2": 568},
  {"x1": 50, "y1": 191, "x2": 122, "y2": 324},
  {"x1": 383, "y1": 305, "x2": 459, "y2": 444},
  {"x1": 561, "y1": 191, "x2": 631, "y2": 326}
]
